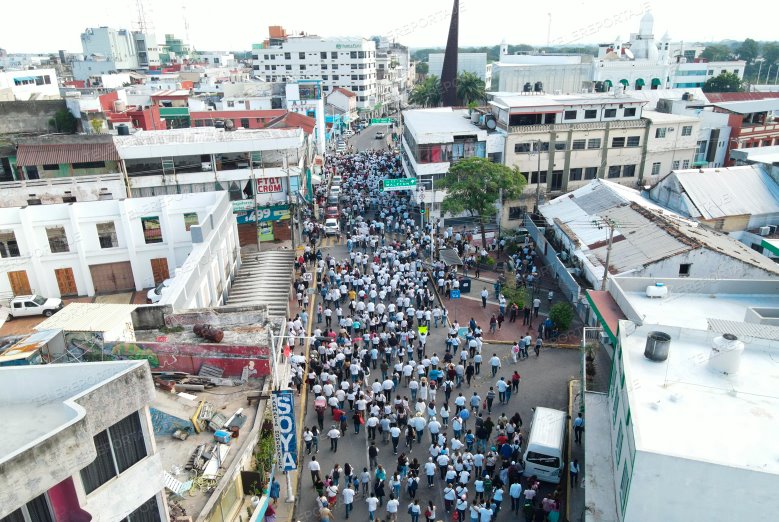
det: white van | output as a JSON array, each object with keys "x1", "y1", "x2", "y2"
[{"x1": 522, "y1": 407, "x2": 567, "y2": 483}]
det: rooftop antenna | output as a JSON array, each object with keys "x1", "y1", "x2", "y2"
[
  {"x1": 547, "y1": 13, "x2": 552, "y2": 48},
  {"x1": 183, "y1": 4, "x2": 191, "y2": 48}
]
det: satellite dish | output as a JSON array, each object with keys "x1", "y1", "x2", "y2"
[{"x1": 624, "y1": 48, "x2": 635, "y2": 60}]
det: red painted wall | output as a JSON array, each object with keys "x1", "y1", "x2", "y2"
[
  {"x1": 139, "y1": 342, "x2": 270, "y2": 377},
  {"x1": 190, "y1": 109, "x2": 286, "y2": 129},
  {"x1": 48, "y1": 477, "x2": 92, "y2": 522}
]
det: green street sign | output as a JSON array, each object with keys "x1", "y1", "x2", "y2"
[
  {"x1": 382, "y1": 177, "x2": 417, "y2": 192},
  {"x1": 420, "y1": 209, "x2": 426, "y2": 214},
  {"x1": 371, "y1": 118, "x2": 392, "y2": 125}
]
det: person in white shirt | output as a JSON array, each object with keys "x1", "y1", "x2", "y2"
[
  {"x1": 366, "y1": 494, "x2": 379, "y2": 521},
  {"x1": 342, "y1": 485, "x2": 355, "y2": 518},
  {"x1": 424, "y1": 457, "x2": 437, "y2": 487},
  {"x1": 327, "y1": 425, "x2": 341, "y2": 452},
  {"x1": 386, "y1": 496, "x2": 399, "y2": 520},
  {"x1": 489, "y1": 354, "x2": 501, "y2": 377},
  {"x1": 309, "y1": 456, "x2": 321, "y2": 484}
]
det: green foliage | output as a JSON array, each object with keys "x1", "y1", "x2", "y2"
[
  {"x1": 549, "y1": 302, "x2": 574, "y2": 332},
  {"x1": 415, "y1": 62, "x2": 429, "y2": 76},
  {"x1": 700, "y1": 45, "x2": 732, "y2": 62},
  {"x1": 484, "y1": 256, "x2": 495, "y2": 266},
  {"x1": 503, "y1": 281, "x2": 529, "y2": 309},
  {"x1": 762, "y1": 42, "x2": 779, "y2": 65},
  {"x1": 49, "y1": 109, "x2": 78, "y2": 133},
  {"x1": 703, "y1": 72, "x2": 744, "y2": 93},
  {"x1": 159, "y1": 325, "x2": 184, "y2": 333},
  {"x1": 254, "y1": 428, "x2": 276, "y2": 489},
  {"x1": 409, "y1": 76, "x2": 441, "y2": 107},
  {"x1": 439, "y1": 158, "x2": 526, "y2": 248},
  {"x1": 456, "y1": 71, "x2": 486, "y2": 106},
  {"x1": 737, "y1": 38, "x2": 760, "y2": 63}
]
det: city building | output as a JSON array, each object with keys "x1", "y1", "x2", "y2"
[
  {"x1": 400, "y1": 107, "x2": 502, "y2": 220},
  {"x1": 251, "y1": 26, "x2": 381, "y2": 116},
  {"x1": 73, "y1": 27, "x2": 160, "y2": 80},
  {"x1": 537, "y1": 179, "x2": 779, "y2": 289},
  {"x1": 326, "y1": 87, "x2": 358, "y2": 132},
  {"x1": 428, "y1": 52, "x2": 488, "y2": 82},
  {"x1": 0, "y1": 360, "x2": 168, "y2": 521},
  {"x1": 491, "y1": 50, "x2": 592, "y2": 94},
  {"x1": 709, "y1": 98, "x2": 779, "y2": 165},
  {"x1": 490, "y1": 92, "x2": 698, "y2": 213},
  {"x1": 583, "y1": 276, "x2": 779, "y2": 521},
  {"x1": 285, "y1": 80, "x2": 326, "y2": 154},
  {"x1": 0, "y1": 68, "x2": 60, "y2": 101}
]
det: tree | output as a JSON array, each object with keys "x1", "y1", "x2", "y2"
[
  {"x1": 90, "y1": 119, "x2": 103, "y2": 134},
  {"x1": 703, "y1": 72, "x2": 744, "y2": 93},
  {"x1": 700, "y1": 44, "x2": 732, "y2": 62},
  {"x1": 737, "y1": 38, "x2": 759, "y2": 63},
  {"x1": 438, "y1": 157, "x2": 527, "y2": 249},
  {"x1": 549, "y1": 302, "x2": 574, "y2": 332},
  {"x1": 48, "y1": 109, "x2": 78, "y2": 133},
  {"x1": 408, "y1": 76, "x2": 441, "y2": 107},
  {"x1": 415, "y1": 61, "x2": 429, "y2": 77},
  {"x1": 762, "y1": 42, "x2": 779, "y2": 65},
  {"x1": 456, "y1": 71, "x2": 486, "y2": 106}
]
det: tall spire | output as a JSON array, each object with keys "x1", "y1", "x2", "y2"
[{"x1": 440, "y1": 0, "x2": 459, "y2": 107}]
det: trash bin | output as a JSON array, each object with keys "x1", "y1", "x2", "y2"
[{"x1": 459, "y1": 277, "x2": 472, "y2": 294}]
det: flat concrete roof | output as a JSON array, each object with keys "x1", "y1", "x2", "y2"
[
  {"x1": 402, "y1": 108, "x2": 485, "y2": 137},
  {"x1": 35, "y1": 303, "x2": 137, "y2": 333},
  {"x1": 583, "y1": 392, "x2": 619, "y2": 522}
]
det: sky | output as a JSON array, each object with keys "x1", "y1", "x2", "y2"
[{"x1": 3, "y1": 0, "x2": 777, "y2": 54}]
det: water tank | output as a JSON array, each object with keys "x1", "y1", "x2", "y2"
[
  {"x1": 117, "y1": 124, "x2": 130, "y2": 136},
  {"x1": 523, "y1": 82, "x2": 532, "y2": 93},
  {"x1": 470, "y1": 111, "x2": 480, "y2": 124},
  {"x1": 113, "y1": 99, "x2": 127, "y2": 112},
  {"x1": 645, "y1": 282, "x2": 669, "y2": 298},
  {"x1": 534, "y1": 81, "x2": 543, "y2": 92},
  {"x1": 644, "y1": 331, "x2": 671, "y2": 362},
  {"x1": 214, "y1": 119, "x2": 226, "y2": 129},
  {"x1": 708, "y1": 334, "x2": 744, "y2": 375}
]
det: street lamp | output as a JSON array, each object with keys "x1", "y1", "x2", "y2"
[{"x1": 533, "y1": 139, "x2": 543, "y2": 214}]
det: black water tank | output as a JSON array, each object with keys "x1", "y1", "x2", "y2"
[
  {"x1": 534, "y1": 81, "x2": 543, "y2": 92},
  {"x1": 523, "y1": 82, "x2": 532, "y2": 92},
  {"x1": 117, "y1": 124, "x2": 130, "y2": 136}
]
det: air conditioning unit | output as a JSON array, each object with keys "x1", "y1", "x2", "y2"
[
  {"x1": 759, "y1": 226, "x2": 771, "y2": 236},
  {"x1": 768, "y1": 225, "x2": 777, "y2": 234},
  {"x1": 599, "y1": 331, "x2": 611, "y2": 345}
]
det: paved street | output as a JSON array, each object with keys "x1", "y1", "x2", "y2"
[{"x1": 347, "y1": 123, "x2": 393, "y2": 152}]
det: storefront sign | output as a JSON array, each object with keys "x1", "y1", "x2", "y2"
[
  {"x1": 257, "y1": 177, "x2": 283, "y2": 194},
  {"x1": 270, "y1": 390, "x2": 298, "y2": 471},
  {"x1": 235, "y1": 205, "x2": 290, "y2": 224}
]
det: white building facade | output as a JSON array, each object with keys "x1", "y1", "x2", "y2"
[
  {"x1": 428, "y1": 52, "x2": 488, "y2": 82},
  {"x1": 0, "y1": 69, "x2": 60, "y2": 100}
]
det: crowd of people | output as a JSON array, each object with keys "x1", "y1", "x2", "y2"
[{"x1": 284, "y1": 150, "x2": 563, "y2": 522}]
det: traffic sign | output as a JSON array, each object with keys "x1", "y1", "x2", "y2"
[
  {"x1": 302, "y1": 273, "x2": 313, "y2": 282},
  {"x1": 382, "y1": 177, "x2": 417, "y2": 192},
  {"x1": 371, "y1": 118, "x2": 392, "y2": 125},
  {"x1": 450, "y1": 289, "x2": 461, "y2": 299},
  {"x1": 421, "y1": 209, "x2": 426, "y2": 214}
]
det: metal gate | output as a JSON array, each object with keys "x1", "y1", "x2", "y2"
[{"x1": 89, "y1": 262, "x2": 134, "y2": 293}]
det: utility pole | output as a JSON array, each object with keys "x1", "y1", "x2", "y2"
[
  {"x1": 285, "y1": 151, "x2": 297, "y2": 250},
  {"x1": 534, "y1": 139, "x2": 543, "y2": 214},
  {"x1": 595, "y1": 218, "x2": 618, "y2": 291},
  {"x1": 250, "y1": 152, "x2": 262, "y2": 253}
]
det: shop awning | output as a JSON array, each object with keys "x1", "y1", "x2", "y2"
[
  {"x1": 619, "y1": 79, "x2": 629, "y2": 87},
  {"x1": 438, "y1": 248, "x2": 463, "y2": 267},
  {"x1": 603, "y1": 80, "x2": 613, "y2": 88},
  {"x1": 651, "y1": 78, "x2": 662, "y2": 87},
  {"x1": 635, "y1": 78, "x2": 645, "y2": 87}
]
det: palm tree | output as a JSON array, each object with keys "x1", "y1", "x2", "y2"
[
  {"x1": 408, "y1": 76, "x2": 441, "y2": 107},
  {"x1": 456, "y1": 71, "x2": 486, "y2": 106}
]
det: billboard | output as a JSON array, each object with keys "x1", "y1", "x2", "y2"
[
  {"x1": 257, "y1": 177, "x2": 283, "y2": 194},
  {"x1": 270, "y1": 390, "x2": 298, "y2": 471}
]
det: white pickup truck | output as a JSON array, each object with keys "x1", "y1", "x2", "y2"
[{"x1": 4, "y1": 295, "x2": 64, "y2": 320}]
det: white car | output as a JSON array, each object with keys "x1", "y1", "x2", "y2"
[
  {"x1": 324, "y1": 219, "x2": 340, "y2": 236},
  {"x1": 331, "y1": 175, "x2": 343, "y2": 184},
  {"x1": 336, "y1": 141, "x2": 347, "y2": 153},
  {"x1": 5, "y1": 295, "x2": 63, "y2": 319},
  {"x1": 147, "y1": 279, "x2": 172, "y2": 304},
  {"x1": 330, "y1": 185, "x2": 341, "y2": 196},
  {"x1": 343, "y1": 129, "x2": 354, "y2": 137}
]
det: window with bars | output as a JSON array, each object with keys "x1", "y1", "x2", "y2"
[
  {"x1": 46, "y1": 226, "x2": 68, "y2": 253},
  {"x1": 569, "y1": 168, "x2": 583, "y2": 181},
  {"x1": 0, "y1": 493, "x2": 54, "y2": 522},
  {"x1": 96, "y1": 222, "x2": 117, "y2": 248},
  {"x1": 611, "y1": 137, "x2": 625, "y2": 148},
  {"x1": 0, "y1": 230, "x2": 20, "y2": 258},
  {"x1": 604, "y1": 108, "x2": 617, "y2": 118},
  {"x1": 681, "y1": 125, "x2": 693, "y2": 136},
  {"x1": 584, "y1": 167, "x2": 598, "y2": 179},
  {"x1": 80, "y1": 412, "x2": 148, "y2": 494},
  {"x1": 627, "y1": 136, "x2": 640, "y2": 147},
  {"x1": 587, "y1": 138, "x2": 601, "y2": 149},
  {"x1": 622, "y1": 164, "x2": 636, "y2": 177},
  {"x1": 572, "y1": 139, "x2": 586, "y2": 150},
  {"x1": 608, "y1": 165, "x2": 621, "y2": 178},
  {"x1": 120, "y1": 496, "x2": 162, "y2": 522}
]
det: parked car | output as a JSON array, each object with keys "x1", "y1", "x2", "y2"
[
  {"x1": 147, "y1": 279, "x2": 173, "y2": 304},
  {"x1": 4, "y1": 295, "x2": 64, "y2": 319},
  {"x1": 324, "y1": 219, "x2": 341, "y2": 236}
]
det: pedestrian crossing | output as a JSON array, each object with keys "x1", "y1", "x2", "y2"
[{"x1": 319, "y1": 236, "x2": 343, "y2": 248}]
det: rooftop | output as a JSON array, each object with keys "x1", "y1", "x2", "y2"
[
  {"x1": 330, "y1": 87, "x2": 356, "y2": 98},
  {"x1": 619, "y1": 321, "x2": 779, "y2": 474},
  {"x1": 402, "y1": 108, "x2": 486, "y2": 139},
  {"x1": 35, "y1": 303, "x2": 137, "y2": 333},
  {"x1": 14, "y1": 134, "x2": 120, "y2": 167},
  {"x1": 710, "y1": 98, "x2": 779, "y2": 115},
  {"x1": 641, "y1": 109, "x2": 700, "y2": 124},
  {"x1": 489, "y1": 92, "x2": 646, "y2": 110},
  {"x1": 656, "y1": 165, "x2": 779, "y2": 220},
  {"x1": 731, "y1": 145, "x2": 779, "y2": 165}
]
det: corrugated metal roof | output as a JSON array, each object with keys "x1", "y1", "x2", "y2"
[
  {"x1": 707, "y1": 318, "x2": 779, "y2": 342},
  {"x1": 669, "y1": 166, "x2": 779, "y2": 220},
  {"x1": 711, "y1": 99, "x2": 779, "y2": 114},
  {"x1": 438, "y1": 248, "x2": 463, "y2": 266},
  {"x1": 16, "y1": 142, "x2": 120, "y2": 166},
  {"x1": 35, "y1": 303, "x2": 137, "y2": 332}
]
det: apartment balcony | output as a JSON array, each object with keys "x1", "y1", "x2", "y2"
[
  {"x1": 0, "y1": 174, "x2": 126, "y2": 207},
  {"x1": 692, "y1": 153, "x2": 708, "y2": 167},
  {"x1": 738, "y1": 122, "x2": 779, "y2": 136},
  {"x1": 502, "y1": 118, "x2": 646, "y2": 134}
]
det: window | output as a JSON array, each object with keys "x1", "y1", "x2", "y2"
[
  {"x1": 284, "y1": 52, "x2": 291, "y2": 60},
  {"x1": 184, "y1": 213, "x2": 199, "y2": 231},
  {"x1": 612, "y1": 389, "x2": 620, "y2": 423},
  {"x1": 240, "y1": 118, "x2": 250, "y2": 129},
  {"x1": 46, "y1": 226, "x2": 68, "y2": 253},
  {"x1": 121, "y1": 496, "x2": 162, "y2": 522},
  {"x1": 350, "y1": 51, "x2": 357, "y2": 59},
  {"x1": 530, "y1": 171, "x2": 547, "y2": 184},
  {"x1": 2, "y1": 493, "x2": 54, "y2": 522},
  {"x1": 73, "y1": 161, "x2": 105, "y2": 170},
  {"x1": 627, "y1": 136, "x2": 640, "y2": 148},
  {"x1": 619, "y1": 463, "x2": 631, "y2": 513},
  {"x1": 604, "y1": 108, "x2": 617, "y2": 118},
  {"x1": 569, "y1": 168, "x2": 583, "y2": 181},
  {"x1": 615, "y1": 423, "x2": 624, "y2": 464},
  {"x1": 624, "y1": 108, "x2": 636, "y2": 117},
  {"x1": 96, "y1": 222, "x2": 117, "y2": 248},
  {"x1": 672, "y1": 160, "x2": 680, "y2": 170},
  {"x1": 564, "y1": 110, "x2": 577, "y2": 120},
  {"x1": 651, "y1": 162, "x2": 661, "y2": 176},
  {"x1": 43, "y1": 164, "x2": 59, "y2": 171},
  {"x1": 322, "y1": 75, "x2": 328, "y2": 80},
  {"x1": 227, "y1": 100, "x2": 235, "y2": 107},
  {"x1": 682, "y1": 159, "x2": 690, "y2": 169},
  {"x1": 525, "y1": 451, "x2": 560, "y2": 469},
  {"x1": 622, "y1": 164, "x2": 636, "y2": 177},
  {"x1": 514, "y1": 143, "x2": 531, "y2": 154},
  {"x1": 320, "y1": 51, "x2": 327, "y2": 59},
  {"x1": 297, "y1": 52, "x2": 305, "y2": 60},
  {"x1": 679, "y1": 263, "x2": 691, "y2": 277},
  {"x1": 332, "y1": 75, "x2": 339, "y2": 80},
  {"x1": 299, "y1": 65, "x2": 306, "y2": 71},
  {"x1": 608, "y1": 165, "x2": 621, "y2": 178},
  {"x1": 80, "y1": 413, "x2": 148, "y2": 494},
  {"x1": 534, "y1": 142, "x2": 550, "y2": 152},
  {"x1": 0, "y1": 230, "x2": 20, "y2": 258},
  {"x1": 587, "y1": 138, "x2": 601, "y2": 149},
  {"x1": 655, "y1": 127, "x2": 667, "y2": 138},
  {"x1": 681, "y1": 125, "x2": 693, "y2": 136},
  {"x1": 508, "y1": 206, "x2": 524, "y2": 221},
  {"x1": 572, "y1": 139, "x2": 586, "y2": 150},
  {"x1": 141, "y1": 216, "x2": 162, "y2": 244},
  {"x1": 584, "y1": 167, "x2": 598, "y2": 179},
  {"x1": 611, "y1": 137, "x2": 625, "y2": 148},
  {"x1": 584, "y1": 109, "x2": 597, "y2": 119},
  {"x1": 554, "y1": 142, "x2": 566, "y2": 151}
]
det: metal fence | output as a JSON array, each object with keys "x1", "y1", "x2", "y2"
[{"x1": 524, "y1": 215, "x2": 581, "y2": 303}]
